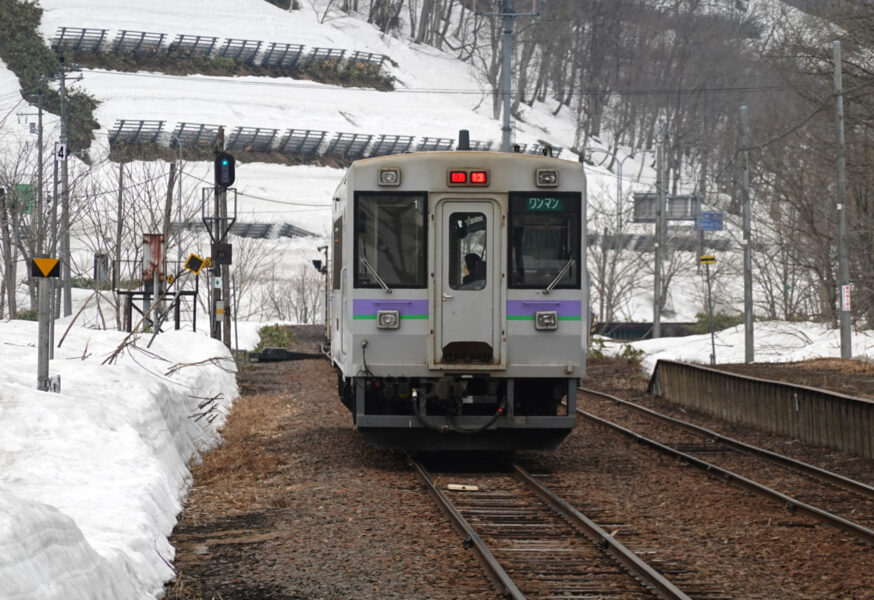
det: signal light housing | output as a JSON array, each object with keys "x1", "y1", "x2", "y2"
[
  {"x1": 214, "y1": 152, "x2": 235, "y2": 189},
  {"x1": 447, "y1": 169, "x2": 489, "y2": 187}
]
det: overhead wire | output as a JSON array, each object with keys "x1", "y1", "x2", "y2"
[{"x1": 183, "y1": 170, "x2": 331, "y2": 208}]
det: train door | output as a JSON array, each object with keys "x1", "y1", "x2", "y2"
[{"x1": 433, "y1": 199, "x2": 503, "y2": 366}]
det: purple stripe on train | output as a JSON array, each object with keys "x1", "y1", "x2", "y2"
[
  {"x1": 353, "y1": 299, "x2": 429, "y2": 316},
  {"x1": 506, "y1": 300, "x2": 582, "y2": 317}
]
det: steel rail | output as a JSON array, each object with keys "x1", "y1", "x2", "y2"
[
  {"x1": 577, "y1": 407, "x2": 874, "y2": 546},
  {"x1": 510, "y1": 463, "x2": 693, "y2": 600},
  {"x1": 409, "y1": 459, "x2": 525, "y2": 600},
  {"x1": 581, "y1": 387, "x2": 874, "y2": 499}
]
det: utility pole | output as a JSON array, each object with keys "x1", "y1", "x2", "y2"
[
  {"x1": 58, "y1": 56, "x2": 72, "y2": 317},
  {"x1": 500, "y1": 0, "x2": 513, "y2": 152},
  {"x1": 34, "y1": 90, "x2": 45, "y2": 256},
  {"x1": 51, "y1": 137, "x2": 59, "y2": 328},
  {"x1": 114, "y1": 162, "x2": 124, "y2": 330},
  {"x1": 477, "y1": 0, "x2": 540, "y2": 152},
  {"x1": 833, "y1": 41, "x2": 851, "y2": 359},
  {"x1": 740, "y1": 106, "x2": 754, "y2": 363},
  {"x1": 172, "y1": 136, "x2": 183, "y2": 272},
  {"x1": 18, "y1": 91, "x2": 46, "y2": 255},
  {"x1": 653, "y1": 124, "x2": 666, "y2": 338}
]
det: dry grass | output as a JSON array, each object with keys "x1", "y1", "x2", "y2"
[{"x1": 164, "y1": 571, "x2": 210, "y2": 600}]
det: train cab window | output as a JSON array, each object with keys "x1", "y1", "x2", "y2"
[
  {"x1": 449, "y1": 212, "x2": 487, "y2": 291},
  {"x1": 508, "y1": 192, "x2": 581, "y2": 289},
  {"x1": 354, "y1": 192, "x2": 427, "y2": 289}
]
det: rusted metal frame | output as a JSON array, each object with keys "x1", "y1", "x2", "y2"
[
  {"x1": 580, "y1": 387, "x2": 874, "y2": 500},
  {"x1": 578, "y1": 408, "x2": 874, "y2": 546},
  {"x1": 511, "y1": 463, "x2": 692, "y2": 600},
  {"x1": 409, "y1": 460, "x2": 525, "y2": 600}
]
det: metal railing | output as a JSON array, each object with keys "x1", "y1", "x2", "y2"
[
  {"x1": 108, "y1": 119, "x2": 561, "y2": 161},
  {"x1": 648, "y1": 359, "x2": 874, "y2": 459}
]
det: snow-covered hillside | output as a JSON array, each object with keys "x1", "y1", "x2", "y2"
[{"x1": 14, "y1": 0, "x2": 669, "y2": 321}]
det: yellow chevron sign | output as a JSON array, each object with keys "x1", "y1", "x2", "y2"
[{"x1": 31, "y1": 258, "x2": 60, "y2": 278}]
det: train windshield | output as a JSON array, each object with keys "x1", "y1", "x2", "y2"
[
  {"x1": 508, "y1": 192, "x2": 581, "y2": 289},
  {"x1": 354, "y1": 192, "x2": 427, "y2": 288}
]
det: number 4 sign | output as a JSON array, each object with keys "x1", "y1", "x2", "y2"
[{"x1": 56, "y1": 143, "x2": 69, "y2": 161}]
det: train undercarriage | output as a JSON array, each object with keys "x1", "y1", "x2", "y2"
[{"x1": 338, "y1": 372, "x2": 577, "y2": 451}]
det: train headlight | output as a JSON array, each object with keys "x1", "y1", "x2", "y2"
[
  {"x1": 536, "y1": 168, "x2": 559, "y2": 187},
  {"x1": 535, "y1": 311, "x2": 558, "y2": 330},
  {"x1": 377, "y1": 310, "x2": 400, "y2": 329},
  {"x1": 378, "y1": 168, "x2": 401, "y2": 186}
]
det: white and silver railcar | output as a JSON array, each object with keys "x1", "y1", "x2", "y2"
[{"x1": 328, "y1": 143, "x2": 587, "y2": 451}]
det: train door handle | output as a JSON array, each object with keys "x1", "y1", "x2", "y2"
[{"x1": 442, "y1": 293, "x2": 454, "y2": 302}]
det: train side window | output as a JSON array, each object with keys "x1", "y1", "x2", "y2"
[
  {"x1": 354, "y1": 192, "x2": 427, "y2": 289},
  {"x1": 508, "y1": 192, "x2": 581, "y2": 289},
  {"x1": 332, "y1": 217, "x2": 342, "y2": 290},
  {"x1": 448, "y1": 212, "x2": 487, "y2": 291}
]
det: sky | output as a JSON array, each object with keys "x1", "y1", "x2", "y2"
[{"x1": 0, "y1": 0, "x2": 869, "y2": 598}]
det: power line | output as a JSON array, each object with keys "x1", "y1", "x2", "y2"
[
  {"x1": 0, "y1": 98, "x2": 26, "y2": 128},
  {"x1": 184, "y1": 170, "x2": 331, "y2": 207}
]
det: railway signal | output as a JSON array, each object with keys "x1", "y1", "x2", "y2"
[{"x1": 214, "y1": 152, "x2": 235, "y2": 189}]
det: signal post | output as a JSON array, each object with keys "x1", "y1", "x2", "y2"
[
  {"x1": 33, "y1": 258, "x2": 61, "y2": 392},
  {"x1": 204, "y1": 147, "x2": 236, "y2": 346}
]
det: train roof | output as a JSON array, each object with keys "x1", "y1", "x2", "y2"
[{"x1": 348, "y1": 150, "x2": 583, "y2": 170}]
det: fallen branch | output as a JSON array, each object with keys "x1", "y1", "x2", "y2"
[
  {"x1": 165, "y1": 356, "x2": 236, "y2": 377},
  {"x1": 57, "y1": 290, "x2": 98, "y2": 348}
]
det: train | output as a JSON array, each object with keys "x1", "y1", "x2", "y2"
[{"x1": 326, "y1": 132, "x2": 588, "y2": 451}]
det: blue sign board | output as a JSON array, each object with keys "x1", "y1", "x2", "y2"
[{"x1": 696, "y1": 211, "x2": 723, "y2": 231}]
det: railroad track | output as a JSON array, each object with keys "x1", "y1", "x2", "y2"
[
  {"x1": 411, "y1": 458, "x2": 697, "y2": 600},
  {"x1": 580, "y1": 387, "x2": 874, "y2": 546}
]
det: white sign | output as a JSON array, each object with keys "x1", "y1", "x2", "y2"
[
  {"x1": 213, "y1": 277, "x2": 222, "y2": 289},
  {"x1": 56, "y1": 142, "x2": 69, "y2": 161},
  {"x1": 841, "y1": 284, "x2": 851, "y2": 312}
]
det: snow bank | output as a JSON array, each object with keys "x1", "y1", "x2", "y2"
[
  {"x1": 0, "y1": 322, "x2": 237, "y2": 599},
  {"x1": 607, "y1": 320, "x2": 874, "y2": 374}
]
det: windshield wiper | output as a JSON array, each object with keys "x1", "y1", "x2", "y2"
[
  {"x1": 543, "y1": 258, "x2": 575, "y2": 295},
  {"x1": 360, "y1": 256, "x2": 392, "y2": 294}
]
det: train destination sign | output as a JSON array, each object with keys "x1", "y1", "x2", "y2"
[{"x1": 525, "y1": 197, "x2": 564, "y2": 212}]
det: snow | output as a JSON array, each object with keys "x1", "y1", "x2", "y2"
[
  {"x1": 0, "y1": 320, "x2": 236, "y2": 599},
  {"x1": 1, "y1": 0, "x2": 872, "y2": 598},
  {"x1": 607, "y1": 320, "x2": 874, "y2": 375}
]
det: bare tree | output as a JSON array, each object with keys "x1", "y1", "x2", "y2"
[{"x1": 255, "y1": 262, "x2": 324, "y2": 323}]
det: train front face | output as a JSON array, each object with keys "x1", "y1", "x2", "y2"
[{"x1": 330, "y1": 151, "x2": 588, "y2": 451}]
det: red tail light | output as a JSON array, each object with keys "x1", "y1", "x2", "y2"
[
  {"x1": 449, "y1": 171, "x2": 467, "y2": 184},
  {"x1": 470, "y1": 171, "x2": 488, "y2": 184}
]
